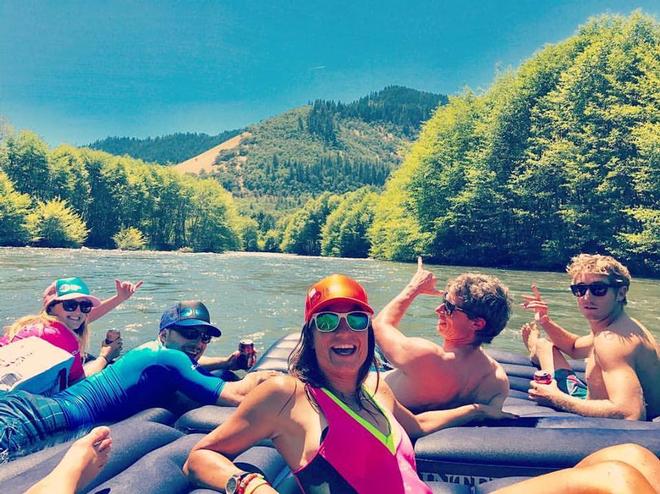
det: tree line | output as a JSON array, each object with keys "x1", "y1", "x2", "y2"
[
  {"x1": 0, "y1": 131, "x2": 254, "y2": 252},
  {"x1": 89, "y1": 130, "x2": 241, "y2": 165},
  {"x1": 307, "y1": 86, "x2": 447, "y2": 140}
]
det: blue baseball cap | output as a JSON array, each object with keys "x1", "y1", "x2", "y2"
[{"x1": 159, "y1": 300, "x2": 221, "y2": 336}]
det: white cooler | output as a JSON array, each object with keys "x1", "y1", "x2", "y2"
[{"x1": 0, "y1": 336, "x2": 74, "y2": 395}]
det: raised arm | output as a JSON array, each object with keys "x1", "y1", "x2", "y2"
[
  {"x1": 522, "y1": 284, "x2": 592, "y2": 359},
  {"x1": 184, "y1": 377, "x2": 293, "y2": 492},
  {"x1": 373, "y1": 257, "x2": 443, "y2": 367},
  {"x1": 88, "y1": 279, "x2": 143, "y2": 323},
  {"x1": 529, "y1": 336, "x2": 645, "y2": 420}
]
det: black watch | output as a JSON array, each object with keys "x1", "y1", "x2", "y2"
[{"x1": 225, "y1": 472, "x2": 249, "y2": 494}]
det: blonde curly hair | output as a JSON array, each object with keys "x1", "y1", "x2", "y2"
[{"x1": 566, "y1": 254, "x2": 631, "y2": 304}]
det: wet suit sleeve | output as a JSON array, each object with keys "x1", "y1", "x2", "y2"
[{"x1": 155, "y1": 347, "x2": 226, "y2": 404}]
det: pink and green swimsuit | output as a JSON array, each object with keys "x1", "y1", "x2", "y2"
[{"x1": 294, "y1": 385, "x2": 432, "y2": 494}]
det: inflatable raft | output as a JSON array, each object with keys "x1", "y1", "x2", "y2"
[{"x1": 2, "y1": 333, "x2": 659, "y2": 493}]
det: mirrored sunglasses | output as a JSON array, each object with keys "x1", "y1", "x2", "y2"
[
  {"x1": 311, "y1": 311, "x2": 371, "y2": 332},
  {"x1": 179, "y1": 305, "x2": 209, "y2": 321}
]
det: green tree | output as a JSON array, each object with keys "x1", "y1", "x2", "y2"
[
  {"x1": 236, "y1": 217, "x2": 260, "y2": 251},
  {"x1": 2, "y1": 131, "x2": 51, "y2": 200},
  {"x1": 113, "y1": 226, "x2": 147, "y2": 250},
  {"x1": 27, "y1": 199, "x2": 89, "y2": 247},
  {"x1": 186, "y1": 178, "x2": 240, "y2": 253},
  {"x1": 321, "y1": 187, "x2": 378, "y2": 257},
  {"x1": 49, "y1": 145, "x2": 92, "y2": 217},
  {"x1": 371, "y1": 12, "x2": 660, "y2": 275},
  {"x1": 83, "y1": 150, "x2": 129, "y2": 247},
  {"x1": 0, "y1": 170, "x2": 32, "y2": 246},
  {"x1": 280, "y1": 192, "x2": 340, "y2": 255}
]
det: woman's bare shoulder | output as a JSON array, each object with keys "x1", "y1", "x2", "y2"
[
  {"x1": 366, "y1": 373, "x2": 396, "y2": 408},
  {"x1": 254, "y1": 374, "x2": 305, "y2": 402}
]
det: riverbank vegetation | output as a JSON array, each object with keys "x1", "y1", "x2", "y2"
[
  {"x1": 0, "y1": 135, "x2": 246, "y2": 252},
  {"x1": 0, "y1": 13, "x2": 657, "y2": 276},
  {"x1": 369, "y1": 12, "x2": 658, "y2": 275}
]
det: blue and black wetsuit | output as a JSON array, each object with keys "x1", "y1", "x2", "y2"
[{"x1": 0, "y1": 341, "x2": 225, "y2": 460}]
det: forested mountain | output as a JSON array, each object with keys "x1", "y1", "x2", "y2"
[
  {"x1": 88, "y1": 130, "x2": 241, "y2": 164},
  {"x1": 204, "y1": 86, "x2": 445, "y2": 198}
]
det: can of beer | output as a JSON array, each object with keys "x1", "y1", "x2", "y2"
[
  {"x1": 533, "y1": 370, "x2": 552, "y2": 385},
  {"x1": 105, "y1": 330, "x2": 120, "y2": 345},
  {"x1": 238, "y1": 339, "x2": 256, "y2": 370}
]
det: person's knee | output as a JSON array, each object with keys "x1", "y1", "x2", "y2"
[
  {"x1": 606, "y1": 443, "x2": 655, "y2": 462},
  {"x1": 583, "y1": 460, "x2": 651, "y2": 493},
  {"x1": 583, "y1": 443, "x2": 656, "y2": 465}
]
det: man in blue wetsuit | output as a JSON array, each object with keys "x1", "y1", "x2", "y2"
[{"x1": 0, "y1": 300, "x2": 277, "y2": 462}]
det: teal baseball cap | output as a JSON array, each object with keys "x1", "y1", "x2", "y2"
[{"x1": 42, "y1": 277, "x2": 101, "y2": 309}]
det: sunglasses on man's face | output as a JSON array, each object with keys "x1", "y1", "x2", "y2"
[
  {"x1": 171, "y1": 326, "x2": 213, "y2": 343},
  {"x1": 311, "y1": 311, "x2": 371, "y2": 332},
  {"x1": 569, "y1": 282, "x2": 623, "y2": 297},
  {"x1": 441, "y1": 297, "x2": 471, "y2": 317},
  {"x1": 60, "y1": 300, "x2": 94, "y2": 313}
]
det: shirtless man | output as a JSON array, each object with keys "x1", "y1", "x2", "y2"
[
  {"x1": 522, "y1": 254, "x2": 660, "y2": 420},
  {"x1": 373, "y1": 258, "x2": 511, "y2": 412}
]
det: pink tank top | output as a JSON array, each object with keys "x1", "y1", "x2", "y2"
[
  {"x1": 0, "y1": 320, "x2": 84, "y2": 385},
  {"x1": 294, "y1": 385, "x2": 432, "y2": 494}
]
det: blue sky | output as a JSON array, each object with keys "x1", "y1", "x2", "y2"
[{"x1": 1, "y1": 1, "x2": 657, "y2": 146}]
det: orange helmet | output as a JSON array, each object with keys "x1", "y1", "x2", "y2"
[{"x1": 304, "y1": 274, "x2": 374, "y2": 323}]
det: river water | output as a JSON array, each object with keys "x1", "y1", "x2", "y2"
[{"x1": 1, "y1": 247, "x2": 658, "y2": 359}]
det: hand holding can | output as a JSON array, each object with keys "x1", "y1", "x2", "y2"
[
  {"x1": 238, "y1": 339, "x2": 256, "y2": 370},
  {"x1": 105, "y1": 330, "x2": 120, "y2": 345},
  {"x1": 533, "y1": 370, "x2": 552, "y2": 385}
]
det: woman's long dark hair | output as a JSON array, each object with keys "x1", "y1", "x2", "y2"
[{"x1": 288, "y1": 318, "x2": 380, "y2": 411}]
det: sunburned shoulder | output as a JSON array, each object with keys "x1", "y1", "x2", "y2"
[
  {"x1": 594, "y1": 320, "x2": 649, "y2": 346},
  {"x1": 409, "y1": 337, "x2": 447, "y2": 357},
  {"x1": 592, "y1": 328, "x2": 640, "y2": 361}
]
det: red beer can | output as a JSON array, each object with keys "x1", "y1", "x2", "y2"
[
  {"x1": 238, "y1": 339, "x2": 256, "y2": 370},
  {"x1": 534, "y1": 370, "x2": 552, "y2": 385},
  {"x1": 105, "y1": 330, "x2": 120, "y2": 345}
]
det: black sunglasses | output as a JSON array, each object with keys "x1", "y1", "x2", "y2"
[
  {"x1": 441, "y1": 297, "x2": 472, "y2": 317},
  {"x1": 60, "y1": 300, "x2": 94, "y2": 313},
  {"x1": 171, "y1": 326, "x2": 213, "y2": 343},
  {"x1": 570, "y1": 282, "x2": 623, "y2": 297}
]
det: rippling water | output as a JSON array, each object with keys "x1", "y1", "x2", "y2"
[{"x1": 1, "y1": 247, "x2": 658, "y2": 358}]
